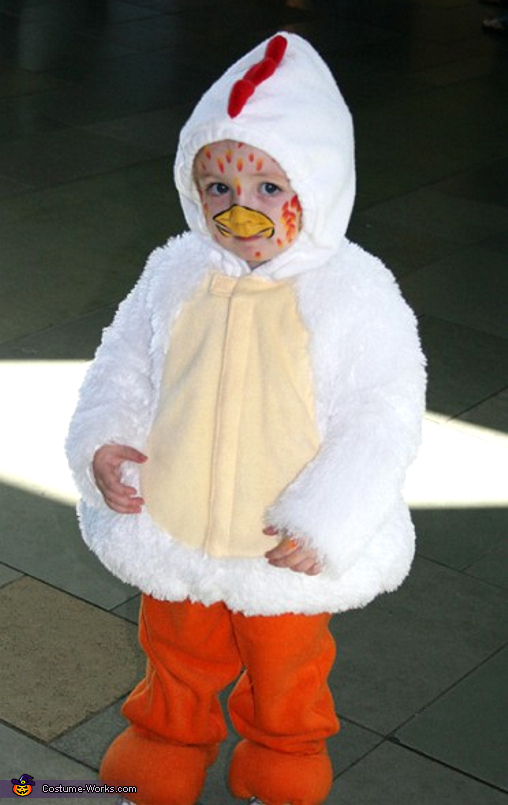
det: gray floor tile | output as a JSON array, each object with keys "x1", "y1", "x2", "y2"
[
  {"x1": 355, "y1": 31, "x2": 477, "y2": 77},
  {"x1": 412, "y1": 506, "x2": 507, "y2": 571},
  {"x1": 51, "y1": 699, "x2": 128, "y2": 771},
  {"x1": 396, "y1": 648, "x2": 508, "y2": 791},
  {"x1": 364, "y1": 2, "x2": 481, "y2": 48},
  {"x1": 465, "y1": 541, "x2": 508, "y2": 590},
  {"x1": 29, "y1": 53, "x2": 210, "y2": 126},
  {"x1": 0, "y1": 306, "x2": 115, "y2": 361},
  {"x1": 1, "y1": 577, "x2": 144, "y2": 742},
  {"x1": 0, "y1": 724, "x2": 111, "y2": 805},
  {"x1": 328, "y1": 717, "x2": 383, "y2": 778},
  {"x1": 0, "y1": 127, "x2": 156, "y2": 189},
  {"x1": 354, "y1": 82, "x2": 508, "y2": 208},
  {"x1": 365, "y1": 187, "x2": 508, "y2": 246},
  {"x1": 0, "y1": 483, "x2": 139, "y2": 609},
  {"x1": 418, "y1": 53, "x2": 500, "y2": 89},
  {"x1": 112, "y1": 595, "x2": 141, "y2": 624},
  {"x1": 0, "y1": 160, "x2": 184, "y2": 343},
  {"x1": 458, "y1": 388, "x2": 508, "y2": 436},
  {"x1": 331, "y1": 739, "x2": 507, "y2": 805},
  {"x1": 104, "y1": 1, "x2": 166, "y2": 24},
  {"x1": 0, "y1": 65, "x2": 63, "y2": 100},
  {"x1": 86, "y1": 13, "x2": 203, "y2": 54},
  {"x1": 0, "y1": 96, "x2": 67, "y2": 145},
  {"x1": 433, "y1": 158, "x2": 508, "y2": 210},
  {"x1": 400, "y1": 246, "x2": 508, "y2": 340},
  {"x1": 347, "y1": 215, "x2": 458, "y2": 279},
  {"x1": 419, "y1": 315, "x2": 508, "y2": 419},
  {"x1": 329, "y1": 558, "x2": 508, "y2": 734},
  {"x1": 84, "y1": 103, "x2": 192, "y2": 157},
  {"x1": 0, "y1": 10, "x2": 135, "y2": 75},
  {"x1": 326, "y1": 47, "x2": 430, "y2": 106},
  {"x1": 0, "y1": 561, "x2": 22, "y2": 588},
  {"x1": 0, "y1": 173, "x2": 31, "y2": 198},
  {"x1": 481, "y1": 229, "x2": 508, "y2": 258}
]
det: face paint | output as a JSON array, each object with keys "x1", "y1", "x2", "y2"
[
  {"x1": 214, "y1": 205, "x2": 275, "y2": 239},
  {"x1": 194, "y1": 140, "x2": 302, "y2": 268}
]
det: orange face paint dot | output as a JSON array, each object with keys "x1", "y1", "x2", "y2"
[
  {"x1": 217, "y1": 158, "x2": 225, "y2": 174},
  {"x1": 205, "y1": 149, "x2": 212, "y2": 160},
  {"x1": 255, "y1": 251, "x2": 262, "y2": 259},
  {"x1": 256, "y1": 158, "x2": 264, "y2": 171},
  {"x1": 225, "y1": 149, "x2": 233, "y2": 163},
  {"x1": 237, "y1": 158, "x2": 244, "y2": 171},
  {"x1": 235, "y1": 179, "x2": 242, "y2": 196},
  {"x1": 248, "y1": 153, "x2": 255, "y2": 162}
]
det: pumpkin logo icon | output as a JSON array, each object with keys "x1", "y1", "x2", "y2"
[{"x1": 11, "y1": 775, "x2": 35, "y2": 796}]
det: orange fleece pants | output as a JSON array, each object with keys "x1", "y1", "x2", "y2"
[{"x1": 100, "y1": 596, "x2": 339, "y2": 805}]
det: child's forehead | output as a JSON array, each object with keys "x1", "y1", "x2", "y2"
[{"x1": 194, "y1": 140, "x2": 287, "y2": 178}]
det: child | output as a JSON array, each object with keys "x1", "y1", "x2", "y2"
[{"x1": 66, "y1": 33, "x2": 426, "y2": 805}]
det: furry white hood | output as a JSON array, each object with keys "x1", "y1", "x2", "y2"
[{"x1": 174, "y1": 33, "x2": 355, "y2": 277}]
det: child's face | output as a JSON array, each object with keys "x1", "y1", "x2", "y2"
[{"x1": 194, "y1": 140, "x2": 302, "y2": 268}]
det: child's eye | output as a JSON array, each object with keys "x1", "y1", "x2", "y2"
[
  {"x1": 206, "y1": 182, "x2": 230, "y2": 196},
  {"x1": 260, "y1": 182, "x2": 282, "y2": 196}
]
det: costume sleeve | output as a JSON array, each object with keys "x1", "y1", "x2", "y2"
[
  {"x1": 266, "y1": 262, "x2": 427, "y2": 577},
  {"x1": 65, "y1": 255, "x2": 158, "y2": 508}
]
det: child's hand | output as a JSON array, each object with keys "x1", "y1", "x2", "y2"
[
  {"x1": 263, "y1": 527, "x2": 323, "y2": 575},
  {"x1": 92, "y1": 444, "x2": 147, "y2": 514}
]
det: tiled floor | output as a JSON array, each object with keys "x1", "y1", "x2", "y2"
[{"x1": 0, "y1": 0, "x2": 506, "y2": 803}]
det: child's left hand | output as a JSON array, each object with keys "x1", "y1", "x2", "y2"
[{"x1": 264, "y1": 527, "x2": 323, "y2": 575}]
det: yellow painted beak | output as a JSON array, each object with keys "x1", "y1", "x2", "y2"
[{"x1": 213, "y1": 205, "x2": 275, "y2": 239}]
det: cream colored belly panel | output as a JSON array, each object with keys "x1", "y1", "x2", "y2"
[{"x1": 140, "y1": 271, "x2": 320, "y2": 558}]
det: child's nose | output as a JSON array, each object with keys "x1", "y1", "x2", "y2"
[{"x1": 232, "y1": 187, "x2": 246, "y2": 205}]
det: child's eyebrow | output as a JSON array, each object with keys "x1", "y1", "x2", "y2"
[
  {"x1": 198, "y1": 170, "x2": 287, "y2": 182},
  {"x1": 195, "y1": 172, "x2": 225, "y2": 183},
  {"x1": 256, "y1": 172, "x2": 287, "y2": 182}
]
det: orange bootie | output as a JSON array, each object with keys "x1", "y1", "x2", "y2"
[
  {"x1": 229, "y1": 739, "x2": 333, "y2": 805},
  {"x1": 100, "y1": 725, "x2": 219, "y2": 805}
]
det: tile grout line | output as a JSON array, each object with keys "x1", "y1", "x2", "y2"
[
  {"x1": 386, "y1": 643, "x2": 508, "y2": 738},
  {"x1": 386, "y1": 738, "x2": 508, "y2": 796}
]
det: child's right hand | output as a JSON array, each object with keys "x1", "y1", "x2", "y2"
[{"x1": 92, "y1": 444, "x2": 147, "y2": 514}]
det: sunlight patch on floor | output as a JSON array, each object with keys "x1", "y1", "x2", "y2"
[
  {"x1": 0, "y1": 361, "x2": 507, "y2": 510},
  {"x1": 405, "y1": 415, "x2": 508, "y2": 509},
  {"x1": 0, "y1": 360, "x2": 88, "y2": 505}
]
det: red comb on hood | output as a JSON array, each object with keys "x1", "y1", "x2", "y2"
[{"x1": 228, "y1": 35, "x2": 288, "y2": 118}]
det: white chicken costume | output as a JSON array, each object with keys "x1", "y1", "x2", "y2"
[{"x1": 66, "y1": 34, "x2": 426, "y2": 805}]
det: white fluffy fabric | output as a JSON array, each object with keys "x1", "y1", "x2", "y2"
[{"x1": 66, "y1": 234, "x2": 425, "y2": 616}]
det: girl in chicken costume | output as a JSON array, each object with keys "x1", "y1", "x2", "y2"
[{"x1": 66, "y1": 34, "x2": 426, "y2": 805}]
